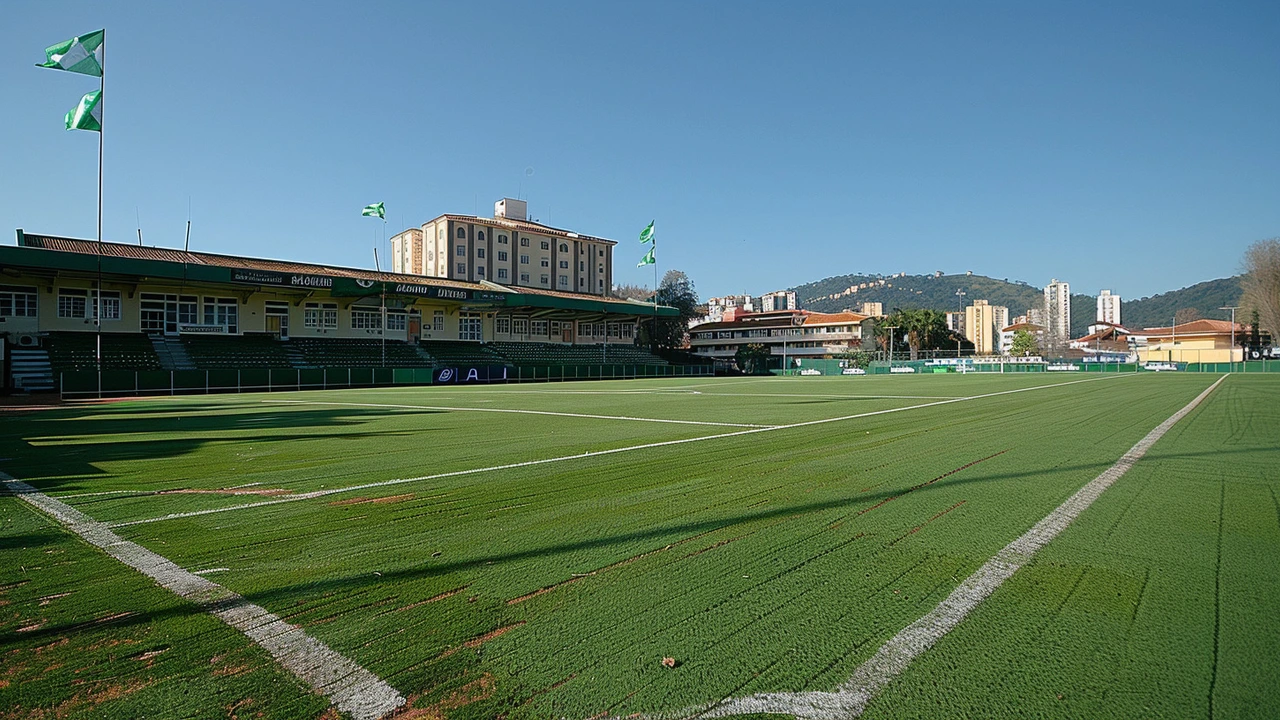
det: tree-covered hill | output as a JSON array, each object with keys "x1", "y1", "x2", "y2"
[{"x1": 789, "y1": 272, "x2": 1245, "y2": 337}]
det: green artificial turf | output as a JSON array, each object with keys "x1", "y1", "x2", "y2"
[{"x1": 2, "y1": 372, "x2": 1274, "y2": 719}]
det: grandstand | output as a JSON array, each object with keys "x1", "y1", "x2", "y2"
[
  {"x1": 181, "y1": 334, "x2": 294, "y2": 369},
  {"x1": 289, "y1": 338, "x2": 428, "y2": 369},
  {"x1": 417, "y1": 340, "x2": 510, "y2": 368},
  {"x1": 44, "y1": 332, "x2": 163, "y2": 372},
  {"x1": 490, "y1": 341, "x2": 667, "y2": 366}
]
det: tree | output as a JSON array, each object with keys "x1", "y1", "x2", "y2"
[
  {"x1": 1241, "y1": 238, "x2": 1280, "y2": 340},
  {"x1": 1010, "y1": 329, "x2": 1039, "y2": 356},
  {"x1": 639, "y1": 270, "x2": 700, "y2": 351},
  {"x1": 836, "y1": 348, "x2": 874, "y2": 369},
  {"x1": 612, "y1": 283, "x2": 652, "y2": 302},
  {"x1": 734, "y1": 343, "x2": 771, "y2": 375},
  {"x1": 1250, "y1": 309, "x2": 1261, "y2": 347},
  {"x1": 1174, "y1": 307, "x2": 1201, "y2": 325},
  {"x1": 876, "y1": 308, "x2": 950, "y2": 360}
]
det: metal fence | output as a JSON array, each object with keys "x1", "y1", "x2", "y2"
[
  {"x1": 782, "y1": 357, "x2": 1280, "y2": 376},
  {"x1": 59, "y1": 363, "x2": 715, "y2": 399}
]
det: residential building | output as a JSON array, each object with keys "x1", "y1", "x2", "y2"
[
  {"x1": 1044, "y1": 279, "x2": 1071, "y2": 340},
  {"x1": 702, "y1": 295, "x2": 756, "y2": 324},
  {"x1": 945, "y1": 311, "x2": 966, "y2": 336},
  {"x1": 760, "y1": 290, "x2": 796, "y2": 312},
  {"x1": 688, "y1": 309, "x2": 871, "y2": 366},
  {"x1": 859, "y1": 302, "x2": 884, "y2": 317},
  {"x1": 1127, "y1": 319, "x2": 1244, "y2": 364},
  {"x1": 391, "y1": 198, "x2": 615, "y2": 296},
  {"x1": 1096, "y1": 289, "x2": 1121, "y2": 325},
  {"x1": 1000, "y1": 322, "x2": 1046, "y2": 356},
  {"x1": 965, "y1": 300, "x2": 1009, "y2": 355}
]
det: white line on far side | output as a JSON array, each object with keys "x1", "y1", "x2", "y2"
[
  {"x1": 265, "y1": 399, "x2": 778, "y2": 428},
  {"x1": 682, "y1": 374, "x2": 1229, "y2": 720},
  {"x1": 0, "y1": 472, "x2": 405, "y2": 720},
  {"x1": 113, "y1": 373, "x2": 1133, "y2": 528}
]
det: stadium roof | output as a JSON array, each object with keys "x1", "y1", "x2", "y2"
[{"x1": 6, "y1": 230, "x2": 674, "y2": 317}]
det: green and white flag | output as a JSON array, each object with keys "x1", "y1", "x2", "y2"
[
  {"x1": 362, "y1": 202, "x2": 385, "y2": 219},
  {"x1": 639, "y1": 220, "x2": 655, "y2": 244},
  {"x1": 637, "y1": 246, "x2": 655, "y2": 267},
  {"x1": 65, "y1": 90, "x2": 102, "y2": 132},
  {"x1": 38, "y1": 29, "x2": 105, "y2": 77}
]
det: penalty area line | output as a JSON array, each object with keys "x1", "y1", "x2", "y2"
[
  {"x1": 112, "y1": 373, "x2": 1134, "y2": 528},
  {"x1": 0, "y1": 471, "x2": 405, "y2": 720},
  {"x1": 684, "y1": 374, "x2": 1229, "y2": 720}
]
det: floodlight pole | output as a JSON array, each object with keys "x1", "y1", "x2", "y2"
[
  {"x1": 1221, "y1": 306, "x2": 1240, "y2": 370},
  {"x1": 955, "y1": 288, "x2": 966, "y2": 358},
  {"x1": 884, "y1": 325, "x2": 899, "y2": 371}
]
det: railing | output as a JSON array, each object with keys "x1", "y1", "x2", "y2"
[{"x1": 58, "y1": 363, "x2": 714, "y2": 399}]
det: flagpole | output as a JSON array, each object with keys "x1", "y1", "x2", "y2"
[
  {"x1": 652, "y1": 232, "x2": 658, "y2": 355},
  {"x1": 96, "y1": 32, "x2": 105, "y2": 395}
]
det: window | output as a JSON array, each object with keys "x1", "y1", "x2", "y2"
[
  {"x1": 438, "y1": 228, "x2": 445, "y2": 239},
  {"x1": 477, "y1": 231, "x2": 485, "y2": 242},
  {"x1": 559, "y1": 275, "x2": 569, "y2": 288},
  {"x1": 579, "y1": 278, "x2": 585, "y2": 287},
  {"x1": 351, "y1": 309, "x2": 382, "y2": 330},
  {"x1": 498, "y1": 250, "x2": 508, "y2": 261},
  {"x1": 0, "y1": 286, "x2": 37, "y2": 317},
  {"x1": 578, "y1": 321, "x2": 593, "y2": 337},
  {"x1": 599, "y1": 249, "x2": 605, "y2": 257},
  {"x1": 476, "y1": 247, "x2": 485, "y2": 259},
  {"x1": 551, "y1": 320, "x2": 562, "y2": 335},
  {"x1": 579, "y1": 261, "x2": 585, "y2": 271},
  {"x1": 457, "y1": 262, "x2": 466, "y2": 274},
  {"x1": 559, "y1": 243, "x2": 568, "y2": 252},
  {"x1": 559, "y1": 260, "x2": 569, "y2": 269},
  {"x1": 512, "y1": 318, "x2": 528, "y2": 335},
  {"x1": 607, "y1": 322, "x2": 620, "y2": 338},
  {"x1": 520, "y1": 254, "x2": 530, "y2": 264},
  {"x1": 531, "y1": 319, "x2": 548, "y2": 336},
  {"x1": 433, "y1": 310, "x2": 445, "y2": 331},
  {"x1": 57, "y1": 288, "x2": 87, "y2": 319},
  {"x1": 540, "y1": 258, "x2": 549, "y2": 267},
  {"x1": 540, "y1": 240, "x2": 550, "y2": 250},
  {"x1": 598, "y1": 279, "x2": 604, "y2": 291},
  {"x1": 459, "y1": 312, "x2": 482, "y2": 341},
  {"x1": 476, "y1": 266, "x2": 485, "y2": 277},
  {"x1": 386, "y1": 311, "x2": 407, "y2": 331},
  {"x1": 495, "y1": 317, "x2": 511, "y2": 334},
  {"x1": 456, "y1": 245, "x2": 466, "y2": 256},
  {"x1": 598, "y1": 264, "x2": 604, "y2": 273},
  {"x1": 304, "y1": 302, "x2": 338, "y2": 329},
  {"x1": 520, "y1": 237, "x2": 530, "y2": 247},
  {"x1": 540, "y1": 274, "x2": 549, "y2": 285},
  {"x1": 594, "y1": 323, "x2": 605, "y2": 337},
  {"x1": 456, "y1": 227, "x2": 466, "y2": 238},
  {"x1": 497, "y1": 268, "x2": 508, "y2": 280},
  {"x1": 622, "y1": 324, "x2": 635, "y2": 339},
  {"x1": 203, "y1": 297, "x2": 238, "y2": 333},
  {"x1": 498, "y1": 235, "x2": 508, "y2": 244},
  {"x1": 95, "y1": 291, "x2": 121, "y2": 320},
  {"x1": 519, "y1": 273, "x2": 530, "y2": 283}
]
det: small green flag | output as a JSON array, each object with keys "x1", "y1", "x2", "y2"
[
  {"x1": 65, "y1": 90, "x2": 102, "y2": 132},
  {"x1": 637, "y1": 247, "x2": 655, "y2": 267},
  {"x1": 639, "y1": 220, "x2": 655, "y2": 244},
  {"x1": 362, "y1": 202, "x2": 385, "y2": 219},
  {"x1": 38, "y1": 30, "x2": 105, "y2": 77}
]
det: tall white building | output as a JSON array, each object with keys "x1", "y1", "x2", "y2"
[
  {"x1": 1096, "y1": 289, "x2": 1121, "y2": 326},
  {"x1": 1044, "y1": 279, "x2": 1071, "y2": 340},
  {"x1": 760, "y1": 290, "x2": 796, "y2": 312}
]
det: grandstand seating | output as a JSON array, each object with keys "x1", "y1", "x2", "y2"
[
  {"x1": 182, "y1": 334, "x2": 294, "y2": 369},
  {"x1": 417, "y1": 340, "x2": 511, "y2": 368},
  {"x1": 288, "y1": 337, "x2": 427, "y2": 368},
  {"x1": 488, "y1": 342, "x2": 667, "y2": 366},
  {"x1": 45, "y1": 332, "x2": 164, "y2": 372}
]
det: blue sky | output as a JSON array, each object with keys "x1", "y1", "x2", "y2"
[{"x1": 2, "y1": 1, "x2": 1277, "y2": 302}]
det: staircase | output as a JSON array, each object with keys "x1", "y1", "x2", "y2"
[
  {"x1": 10, "y1": 348, "x2": 56, "y2": 393},
  {"x1": 150, "y1": 336, "x2": 196, "y2": 370},
  {"x1": 283, "y1": 343, "x2": 307, "y2": 368},
  {"x1": 412, "y1": 344, "x2": 437, "y2": 367}
]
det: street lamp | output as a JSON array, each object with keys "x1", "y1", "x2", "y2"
[
  {"x1": 883, "y1": 325, "x2": 899, "y2": 371},
  {"x1": 955, "y1": 288, "x2": 966, "y2": 359}
]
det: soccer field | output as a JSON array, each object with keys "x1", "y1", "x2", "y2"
[{"x1": 2, "y1": 373, "x2": 1278, "y2": 719}]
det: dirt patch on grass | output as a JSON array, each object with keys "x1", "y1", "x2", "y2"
[
  {"x1": 398, "y1": 586, "x2": 469, "y2": 612},
  {"x1": 0, "y1": 678, "x2": 152, "y2": 719},
  {"x1": 329, "y1": 493, "x2": 415, "y2": 507},
  {"x1": 38, "y1": 592, "x2": 72, "y2": 606},
  {"x1": 395, "y1": 673, "x2": 496, "y2": 719},
  {"x1": 437, "y1": 623, "x2": 525, "y2": 660}
]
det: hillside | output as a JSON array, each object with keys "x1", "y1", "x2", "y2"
[{"x1": 790, "y1": 272, "x2": 1245, "y2": 337}]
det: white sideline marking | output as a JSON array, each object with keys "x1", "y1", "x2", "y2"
[
  {"x1": 683, "y1": 374, "x2": 1229, "y2": 720},
  {"x1": 0, "y1": 471, "x2": 405, "y2": 720},
  {"x1": 265, "y1": 399, "x2": 777, "y2": 428},
  {"x1": 113, "y1": 374, "x2": 1132, "y2": 528},
  {"x1": 691, "y1": 392, "x2": 965, "y2": 400}
]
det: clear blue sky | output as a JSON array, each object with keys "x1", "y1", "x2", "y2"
[{"x1": 3, "y1": 1, "x2": 1277, "y2": 302}]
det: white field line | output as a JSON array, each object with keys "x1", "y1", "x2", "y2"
[
  {"x1": 265, "y1": 399, "x2": 777, "y2": 429},
  {"x1": 683, "y1": 374, "x2": 1229, "y2": 720},
  {"x1": 689, "y1": 392, "x2": 965, "y2": 400},
  {"x1": 0, "y1": 471, "x2": 405, "y2": 720},
  {"x1": 111, "y1": 373, "x2": 1133, "y2": 528}
]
